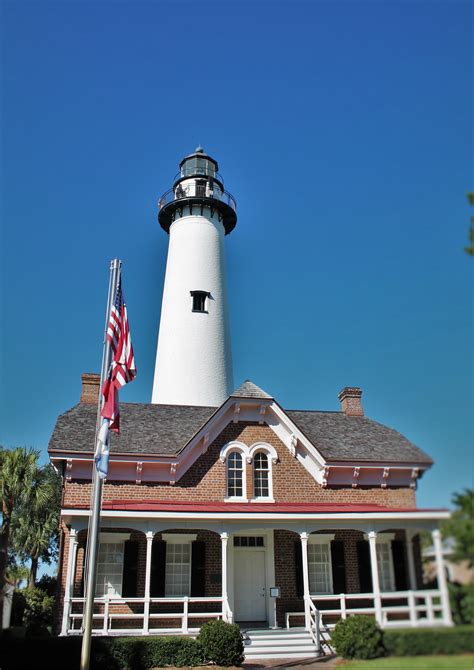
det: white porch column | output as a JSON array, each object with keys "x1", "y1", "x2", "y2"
[
  {"x1": 142, "y1": 531, "x2": 154, "y2": 634},
  {"x1": 405, "y1": 531, "x2": 418, "y2": 590},
  {"x1": 221, "y1": 532, "x2": 230, "y2": 622},
  {"x1": 432, "y1": 528, "x2": 453, "y2": 625},
  {"x1": 300, "y1": 532, "x2": 311, "y2": 630},
  {"x1": 368, "y1": 531, "x2": 382, "y2": 625},
  {"x1": 61, "y1": 528, "x2": 78, "y2": 635}
]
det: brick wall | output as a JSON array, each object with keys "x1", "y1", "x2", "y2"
[{"x1": 63, "y1": 422, "x2": 416, "y2": 508}]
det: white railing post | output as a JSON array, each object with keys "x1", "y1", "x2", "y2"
[
  {"x1": 426, "y1": 593, "x2": 434, "y2": 623},
  {"x1": 220, "y1": 532, "x2": 229, "y2": 622},
  {"x1": 432, "y1": 529, "x2": 452, "y2": 625},
  {"x1": 300, "y1": 532, "x2": 311, "y2": 630},
  {"x1": 406, "y1": 531, "x2": 417, "y2": 590},
  {"x1": 340, "y1": 593, "x2": 347, "y2": 620},
  {"x1": 368, "y1": 531, "x2": 382, "y2": 625},
  {"x1": 61, "y1": 528, "x2": 78, "y2": 635},
  {"x1": 143, "y1": 531, "x2": 154, "y2": 635},
  {"x1": 408, "y1": 590, "x2": 416, "y2": 626},
  {"x1": 103, "y1": 595, "x2": 110, "y2": 634},
  {"x1": 182, "y1": 597, "x2": 189, "y2": 634}
]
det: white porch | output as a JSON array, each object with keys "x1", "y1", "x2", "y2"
[{"x1": 60, "y1": 506, "x2": 452, "y2": 654}]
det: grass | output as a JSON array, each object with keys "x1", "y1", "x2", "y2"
[{"x1": 338, "y1": 655, "x2": 474, "y2": 669}]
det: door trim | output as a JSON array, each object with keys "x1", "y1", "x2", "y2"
[{"x1": 228, "y1": 529, "x2": 276, "y2": 626}]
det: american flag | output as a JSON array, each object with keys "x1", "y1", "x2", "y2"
[
  {"x1": 101, "y1": 276, "x2": 136, "y2": 431},
  {"x1": 96, "y1": 274, "x2": 136, "y2": 479}
]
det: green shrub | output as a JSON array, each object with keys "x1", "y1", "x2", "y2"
[
  {"x1": 450, "y1": 582, "x2": 474, "y2": 625},
  {"x1": 108, "y1": 636, "x2": 204, "y2": 669},
  {"x1": 22, "y1": 587, "x2": 54, "y2": 635},
  {"x1": 331, "y1": 615, "x2": 385, "y2": 660},
  {"x1": 197, "y1": 619, "x2": 244, "y2": 666},
  {"x1": 384, "y1": 625, "x2": 474, "y2": 656}
]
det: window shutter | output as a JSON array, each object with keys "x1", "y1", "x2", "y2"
[
  {"x1": 331, "y1": 541, "x2": 346, "y2": 594},
  {"x1": 79, "y1": 541, "x2": 86, "y2": 597},
  {"x1": 151, "y1": 540, "x2": 166, "y2": 597},
  {"x1": 357, "y1": 540, "x2": 373, "y2": 593},
  {"x1": 391, "y1": 540, "x2": 408, "y2": 591},
  {"x1": 294, "y1": 540, "x2": 303, "y2": 597},
  {"x1": 191, "y1": 541, "x2": 206, "y2": 596},
  {"x1": 122, "y1": 540, "x2": 139, "y2": 597}
]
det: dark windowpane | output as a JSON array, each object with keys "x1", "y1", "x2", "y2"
[
  {"x1": 253, "y1": 452, "x2": 269, "y2": 497},
  {"x1": 191, "y1": 291, "x2": 207, "y2": 312},
  {"x1": 233, "y1": 536, "x2": 265, "y2": 548},
  {"x1": 228, "y1": 452, "x2": 242, "y2": 468}
]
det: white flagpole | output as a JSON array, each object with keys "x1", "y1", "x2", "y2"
[{"x1": 80, "y1": 258, "x2": 122, "y2": 670}]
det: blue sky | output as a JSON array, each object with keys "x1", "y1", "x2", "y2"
[{"x1": 1, "y1": 1, "x2": 472, "y2": 512}]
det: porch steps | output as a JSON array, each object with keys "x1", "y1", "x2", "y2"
[{"x1": 243, "y1": 627, "x2": 320, "y2": 660}]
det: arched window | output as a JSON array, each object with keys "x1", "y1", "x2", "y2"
[
  {"x1": 253, "y1": 452, "x2": 269, "y2": 498},
  {"x1": 227, "y1": 451, "x2": 244, "y2": 498}
]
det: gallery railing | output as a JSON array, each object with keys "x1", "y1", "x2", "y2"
[{"x1": 64, "y1": 595, "x2": 226, "y2": 635}]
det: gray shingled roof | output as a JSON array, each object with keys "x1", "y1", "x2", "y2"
[
  {"x1": 287, "y1": 410, "x2": 432, "y2": 464},
  {"x1": 48, "y1": 383, "x2": 432, "y2": 464},
  {"x1": 231, "y1": 380, "x2": 272, "y2": 399},
  {"x1": 48, "y1": 403, "x2": 217, "y2": 456}
]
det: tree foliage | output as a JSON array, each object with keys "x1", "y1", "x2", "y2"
[
  {"x1": 10, "y1": 464, "x2": 61, "y2": 587},
  {"x1": 442, "y1": 488, "x2": 474, "y2": 568},
  {"x1": 0, "y1": 448, "x2": 61, "y2": 626}
]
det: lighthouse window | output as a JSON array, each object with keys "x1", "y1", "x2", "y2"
[{"x1": 191, "y1": 290, "x2": 209, "y2": 313}]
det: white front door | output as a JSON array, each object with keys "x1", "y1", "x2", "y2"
[{"x1": 234, "y1": 549, "x2": 266, "y2": 621}]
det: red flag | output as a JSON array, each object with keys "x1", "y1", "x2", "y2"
[{"x1": 101, "y1": 277, "x2": 136, "y2": 432}]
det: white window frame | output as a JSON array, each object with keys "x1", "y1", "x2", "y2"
[
  {"x1": 307, "y1": 533, "x2": 335, "y2": 595},
  {"x1": 221, "y1": 442, "x2": 247, "y2": 501},
  {"x1": 249, "y1": 443, "x2": 277, "y2": 502},
  {"x1": 162, "y1": 533, "x2": 197, "y2": 598},
  {"x1": 364, "y1": 532, "x2": 396, "y2": 592},
  {"x1": 95, "y1": 532, "x2": 130, "y2": 598}
]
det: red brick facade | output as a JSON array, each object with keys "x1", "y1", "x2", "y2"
[
  {"x1": 63, "y1": 422, "x2": 416, "y2": 508},
  {"x1": 56, "y1": 421, "x2": 420, "y2": 632}
]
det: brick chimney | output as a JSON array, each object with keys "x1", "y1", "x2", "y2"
[
  {"x1": 80, "y1": 373, "x2": 100, "y2": 403},
  {"x1": 338, "y1": 387, "x2": 364, "y2": 416}
]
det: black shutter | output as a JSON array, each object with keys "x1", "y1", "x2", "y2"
[
  {"x1": 191, "y1": 541, "x2": 206, "y2": 596},
  {"x1": 151, "y1": 540, "x2": 166, "y2": 597},
  {"x1": 79, "y1": 541, "x2": 86, "y2": 597},
  {"x1": 357, "y1": 540, "x2": 373, "y2": 593},
  {"x1": 294, "y1": 540, "x2": 303, "y2": 597},
  {"x1": 331, "y1": 541, "x2": 346, "y2": 594},
  {"x1": 122, "y1": 540, "x2": 139, "y2": 597},
  {"x1": 392, "y1": 540, "x2": 408, "y2": 591}
]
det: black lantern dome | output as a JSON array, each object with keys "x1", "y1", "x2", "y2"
[{"x1": 158, "y1": 147, "x2": 237, "y2": 235}]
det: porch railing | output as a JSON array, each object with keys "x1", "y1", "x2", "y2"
[
  {"x1": 65, "y1": 596, "x2": 226, "y2": 636},
  {"x1": 311, "y1": 590, "x2": 445, "y2": 629},
  {"x1": 307, "y1": 599, "x2": 321, "y2": 652}
]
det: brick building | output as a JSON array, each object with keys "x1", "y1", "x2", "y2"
[{"x1": 48, "y1": 149, "x2": 452, "y2": 659}]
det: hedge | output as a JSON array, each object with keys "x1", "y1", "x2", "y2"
[
  {"x1": 384, "y1": 625, "x2": 474, "y2": 656},
  {"x1": 0, "y1": 634, "x2": 205, "y2": 670}
]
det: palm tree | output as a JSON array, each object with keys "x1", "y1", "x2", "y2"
[
  {"x1": 6, "y1": 563, "x2": 30, "y2": 588},
  {"x1": 11, "y1": 465, "x2": 61, "y2": 587},
  {"x1": 0, "y1": 447, "x2": 51, "y2": 626}
]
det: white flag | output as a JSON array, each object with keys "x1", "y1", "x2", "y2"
[{"x1": 94, "y1": 419, "x2": 110, "y2": 479}]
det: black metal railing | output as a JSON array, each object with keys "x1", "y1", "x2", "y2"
[{"x1": 158, "y1": 187, "x2": 237, "y2": 212}]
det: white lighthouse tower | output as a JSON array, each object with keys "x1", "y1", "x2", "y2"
[{"x1": 152, "y1": 148, "x2": 236, "y2": 406}]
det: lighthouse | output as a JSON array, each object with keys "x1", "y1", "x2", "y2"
[{"x1": 152, "y1": 148, "x2": 236, "y2": 406}]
